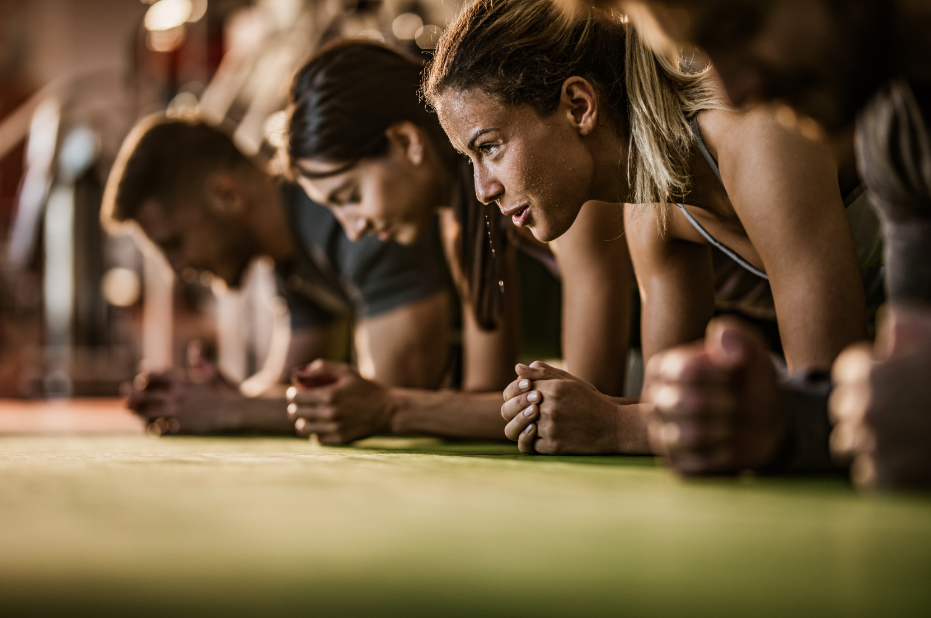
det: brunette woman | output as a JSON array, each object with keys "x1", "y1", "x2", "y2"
[{"x1": 285, "y1": 40, "x2": 634, "y2": 444}]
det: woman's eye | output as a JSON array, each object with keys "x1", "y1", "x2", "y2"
[
  {"x1": 477, "y1": 143, "x2": 498, "y2": 155},
  {"x1": 337, "y1": 190, "x2": 360, "y2": 206}
]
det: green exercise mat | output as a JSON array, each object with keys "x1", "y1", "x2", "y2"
[{"x1": 1, "y1": 435, "x2": 930, "y2": 616}]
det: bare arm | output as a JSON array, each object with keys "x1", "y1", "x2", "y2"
[
  {"x1": 625, "y1": 205, "x2": 717, "y2": 373},
  {"x1": 354, "y1": 291, "x2": 451, "y2": 389},
  {"x1": 550, "y1": 201, "x2": 633, "y2": 396},
  {"x1": 497, "y1": 204, "x2": 650, "y2": 455},
  {"x1": 389, "y1": 389, "x2": 507, "y2": 440},
  {"x1": 288, "y1": 360, "x2": 508, "y2": 443},
  {"x1": 715, "y1": 110, "x2": 867, "y2": 371}
]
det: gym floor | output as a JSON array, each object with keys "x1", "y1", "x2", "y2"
[{"x1": 1, "y1": 401, "x2": 930, "y2": 616}]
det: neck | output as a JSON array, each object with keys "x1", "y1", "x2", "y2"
[
  {"x1": 246, "y1": 174, "x2": 295, "y2": 263},
  {"x1": 586, "y1": 126, "x2": 630, "y2": 205}
]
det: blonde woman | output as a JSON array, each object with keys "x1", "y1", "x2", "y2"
[{"x1": 425, "y1": 0, "x2": 882, "y2": 460}]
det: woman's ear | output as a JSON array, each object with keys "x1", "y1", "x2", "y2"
[
  {"x1": 385, "y1": 121, "x2": 425, "y2": 166},
  {"x1": 561, "y1": 77, "x2": 599, "y2": 136},
  {"x1": 204, "y1": 171, "x2": 247, "y2": 219}
]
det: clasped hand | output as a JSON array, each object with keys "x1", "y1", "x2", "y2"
[
  {"x1": 642, "y1": 316, "x2": 787, "y2": 475},
  {"x1": 830, "y1": 305, "x2": 931, "y2": 488},
  {"x1": 500, "y1": 361, "x2": 622, "y2": 455},
  {"x1": 287, "y1": 359, "x2": 396, "y2": 445},
  {"x1": 123, "y1": 364, "x2": 243, "y2": 435}
]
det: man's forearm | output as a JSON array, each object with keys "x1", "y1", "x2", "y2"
[{"x1": 389, "y1": 389, "x2": 508, "y2": 440}]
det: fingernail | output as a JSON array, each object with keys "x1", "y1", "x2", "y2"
[
  {"x1": 527, "y1": 391, "x2": 539, "y2": 403},
  {"x1": 523, "y1": 405, "x2": 535, "y2": 418},
  {"x1": 518, "y1": 380, "x2": 530, "y2": 390},
  {"x1": 295, "y1": 418, "x2": 306, "y2": 431},
  {"x1": 286, "y1": 386, "x2": 297, "y2": 400},
  {"x1": 720, "y1": 328, "x2": 744, "y2": 359},
  {"x1": 287, "y1": 403, "x2": 297, "y2": 416},
  {"x1": 524, "y1": 424, "x2": 534, "y2": 435}
]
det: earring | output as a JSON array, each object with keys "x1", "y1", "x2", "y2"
[{"x1": 411, "y1": 144, "x2": 423, "y2": 164}]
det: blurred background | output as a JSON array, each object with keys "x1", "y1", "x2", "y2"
[{"x1": 0, "y1": 0, "x2": 565, "y2": 402}]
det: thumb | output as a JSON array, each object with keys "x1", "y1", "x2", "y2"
[
  {"x1": 291, "y1": 358, "x2": 343, "y2": 387},
  {"x1": 876, "y1": 304, "x2": 931, "y2": 360},
  {"x1": 706, "y1": 317, "x2": 763, "y2": 372},
  {"x1": 517, "y1": 361, "x2": 572, "y2": 381}
]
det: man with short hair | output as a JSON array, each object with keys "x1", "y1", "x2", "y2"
[{"x1": 102, "y1": 114, "x2": 453, "y2": 434}]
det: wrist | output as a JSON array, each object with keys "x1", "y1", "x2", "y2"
[
  {"x1": 384, "y1": 387, "x2": 408, "y2": 435},
  {"x1": 237, "y1": 395, "x2": 294, "y2": 433},
  {"x1": 614, "y1": 401, "x2": 652, "y2": 455}
]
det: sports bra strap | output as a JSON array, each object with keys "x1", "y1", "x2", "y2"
[{"x1": 682, "y1": 116, "x2": 769, "y2": 279}]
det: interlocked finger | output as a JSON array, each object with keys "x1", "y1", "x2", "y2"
[
  {"x1": 289, "y1": 403, "x2": 336, "y2": 421},
  {"x1": 294, "y1": 418, "x2": 339, "y2": 437},
  {"x1": 501, "y1": 390, "x2": 543, "y2": 421},
  {"x1": 517, "y1": 422, "x2": 537, "y2": 454},
  {"x1": 504, "y1": 403, "x2": 538, "y2": 440},
  {"x1": 502, "y1": 377, "x2": 534, "y2": 402}
]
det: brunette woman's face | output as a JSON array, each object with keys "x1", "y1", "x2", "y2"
[
  {"x1": 435, "y1": 87, "x2": 594, "y2": 243},
  {"x1": 295, "y1": 126, "x2": 440, "y2": 245}
]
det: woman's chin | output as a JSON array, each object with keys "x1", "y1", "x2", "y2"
[{"x1": 529, "y1": 222, "x2": 566, "y2": 244}]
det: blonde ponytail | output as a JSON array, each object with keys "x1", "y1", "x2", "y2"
[{"x1": 624, "y1": 23, "x2": 726, "y2": 228}]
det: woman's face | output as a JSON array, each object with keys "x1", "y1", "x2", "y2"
[
  {"x1": 295, "y1": 132, "x2": 439, "y2": 245},
  {"x1": 435, "y1": 87, "x2": 594, "y2": 242}
]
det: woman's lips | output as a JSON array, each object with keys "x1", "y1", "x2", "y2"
[
  {"x1": 511, "y1": 205, "x2": 530, "y2": 227},
  {"x1": 376, "y1": 227, "x2": 394, "y2": 241}
]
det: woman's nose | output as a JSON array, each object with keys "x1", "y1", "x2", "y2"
[
  {"x1": 474, "y1": 168, "x2": 504, "y2": 205},
  {"x1": 337, "y1": 210, "x2": 368, "y2": 241}
]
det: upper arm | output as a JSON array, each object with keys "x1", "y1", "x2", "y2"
[
  {"x1": 549, "y1": 201, "x2": 633, "y2": 396},
  {"x1": 354, "y1": 291, "x2": 451, "y2": 388},
  {"x1": 719, "y1": 112, "x2": 867, "y2": 370},
  {"x1": 625, "y1": 205, "x2": 716, "y2": 368}
]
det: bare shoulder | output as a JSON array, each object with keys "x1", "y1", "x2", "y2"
[{"x1": 701, "y1": 107, "x2": 833, "y2": 172}]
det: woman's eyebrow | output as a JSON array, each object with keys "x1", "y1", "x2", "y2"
[{"x1": 468, "y1": 128, "x2": 498, "y2": 150}]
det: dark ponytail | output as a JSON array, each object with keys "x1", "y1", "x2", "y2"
[{"x1": 287, "y1": 39, "x2": 507, "y2": 329}]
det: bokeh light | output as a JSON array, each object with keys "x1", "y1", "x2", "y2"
[
  {"x1": 144, "y1": 0, "x2": 193, "y2": 32},
  {"x1": 392, "y1": 13, "x2": 423, "y2": 41},
  {"x1": 415, "y1": 25, "x2": 442, "y2": 49},
  {"x1": 101, "y1": 268, "x2": 142, "y2": 308}
]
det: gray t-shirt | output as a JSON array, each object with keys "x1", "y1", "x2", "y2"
[{"x1": 275, "y1": 182, "x2": 450, "y2": 329}]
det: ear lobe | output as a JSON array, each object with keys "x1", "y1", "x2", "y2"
[
  {"x1": 204, "y1": 171, "x2": 246, "y2": 218},
  {"x1": 562, "y1": 78, "x2": 599, "y2": 136},
  {"x1": 386, "y1": 121, "x2": 425, "y2": 166}
]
